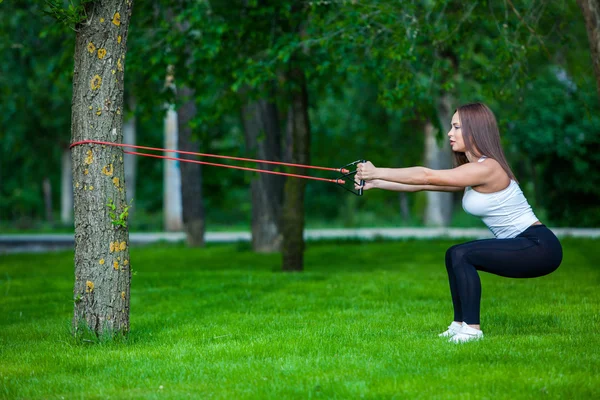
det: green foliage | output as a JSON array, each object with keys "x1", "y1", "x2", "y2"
[
  {"x1": 0, "y1": 3, "x2": 74, "y2": 222},
  {"x1": 1, "y1": 241, "x2": 600, "y2": 397},
  {"x1": 43, "y1": 0, "x2": 96, "y2": 28},
  {"x1": 107, "y1": 198, "x2": 132, "y2": 228},
  {"x1": 308, "y1": 73, "x2": 426, "y2": 222},
  {"x1": 506, "y1": 67, "x2": 600, "y2": 226},
  {"x1": 1, "y1": 0, "x2": 598, "y2": 227}
]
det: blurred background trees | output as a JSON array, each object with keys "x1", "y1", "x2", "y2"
[{"x1": 1, "y1": 0, "x2": 598, "y2": 236}]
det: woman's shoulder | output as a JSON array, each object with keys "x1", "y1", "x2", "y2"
[
  {"x1": 472, "y1": 156, "x2": 512, "y2": 192},
  {"x1": 479, "y1": 156, "x2": 506, "y2": 173},
  {"x1": 473, "y1": 156, "x2": 504, "y2": 176}
]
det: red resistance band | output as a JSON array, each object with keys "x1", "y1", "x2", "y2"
[{"x1": 70, "y1": 140, "x2": 365, "y2": 194}]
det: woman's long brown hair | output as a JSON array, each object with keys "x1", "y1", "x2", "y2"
[{"x1": 454, "y1": 103, "x2": 517, "y2": 181}]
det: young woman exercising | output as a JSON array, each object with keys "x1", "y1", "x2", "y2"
[{"x1": 355, "y1": 102, "x2": 563, "y2": 343}]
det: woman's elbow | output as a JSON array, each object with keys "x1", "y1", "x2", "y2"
[{"x1": 422, "y1": 168, "x2": 436, "y2": 185}]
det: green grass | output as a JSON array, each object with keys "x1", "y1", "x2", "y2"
[{"x1": 1, "y1": 239, "x2": 599, "y2": 399}]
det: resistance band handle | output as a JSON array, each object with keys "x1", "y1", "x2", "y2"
[{"x1": 358, "y1": 159, "x2": 366, "y2": 196}]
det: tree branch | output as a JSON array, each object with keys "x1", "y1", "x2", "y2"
[{"x1": 505, "y1": 0, "x2": 551, "y2": 59}]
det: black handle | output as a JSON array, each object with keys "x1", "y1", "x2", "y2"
[{"x1": 358, "y1": 159, "x2": 366, "y2": 196}]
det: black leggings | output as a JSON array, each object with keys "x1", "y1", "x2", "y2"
[{"x1": 445, "y1": 224, "x2": 563, "y2": 325}]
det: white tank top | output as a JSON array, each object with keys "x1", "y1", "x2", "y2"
[{"x1": 462, "y1": 157, "x2": 538, "y2": 239}]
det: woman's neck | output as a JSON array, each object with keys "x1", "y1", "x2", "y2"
[{"x1": 466, "y1": 152, "x2": 486, "y2": 163}]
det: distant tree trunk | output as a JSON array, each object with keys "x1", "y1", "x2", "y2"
[
  {"x1": 163, "y1": 70, "x2": 183, "y2": 232},
  {"x1": 123, "y1": 98, "x2": 136, "y2": 223},
  {"x1": 71, "y1": 0, "x2": 133, "y2": 337},
  {"x1": 61, "y1": 148, "x2": 73, "y2": 225},
  {"x1": 397, "y1": 116, "x2": 424, "y2": 224},
  {"x1": 281, "y1": 67, "x2": 310, "y2": 272},
  {"x1": 424, "y1": 95, "x2": 454, "y2": 226},
  {"x1": 43, "y1": 177, "x2": 53, "y2": 223},
  {"x1": 399, "y1": 193, "x2": 410, "y2": 222},
  {"x1": 577, "y1": 0, "x2": 600, "y2": 101},
  {"x1": 168, "y1": 7, "x2": 204, "y2": 246},
  {"x1": 177, "y1": 85, "x2": 205, "y2": 246},
  {"x1": 241, "y1": 95, "x2": 284, "y2": 253}
]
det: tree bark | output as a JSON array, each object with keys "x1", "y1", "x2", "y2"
[
  {"x1": 281, "y1": 68, "x2": 310, "y2": 272},
  {"x1": 578, "y1": 0, "x2": 600, "y2": 102},
  {"x1": 241, "y1": 96, "x2": 284, "y2": 253},
  {"x1": 177, "y1": 85, "x2": 205, "y2": 247},
  {"x1": 71, "y1": 0, "x2": 133, "y2": 337},
  {"x1": 61, "y1": 148, "x2": 73, "y2": 225},
  {"x1": 424, "y1": 95, "x2": 454, "y2": 226}
]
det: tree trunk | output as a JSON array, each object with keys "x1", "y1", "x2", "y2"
[
  {"x1": 61, "y1": 148, "x2": 73, "y2": 225},
  {"x1": 578, "y1": 0, "x2": 600, "y2": 102},
  {"x1": 163, "y1": 81, "x2": 183, "y2": 231},
  {"x1": 43, "y1": 177, "x2": 53, "y2": 223},
  {"x1": 399, "y1": 192, "x2": 410, "y2": 222},
  {"x1": 123, "y1": 98, "x2": 136, "y2": 223},
  {"x1": 177, "y1": 85, "x2": 205, "y2": 246},
  {"x1": 166, "y1": 7, "x2": 204, "y2": 245},
  {"x1": 71, "y1": 0, "x2": 133, "y2": 337},
  {"x1": 281, "y1": 68, "x2": 311, "y2": 272},
  {"x1": 424, "y1": 95, "x2": 454, "y2": 226},
  {"x1": 241, "y1": 96, "x2": 284, "y2": 253}
]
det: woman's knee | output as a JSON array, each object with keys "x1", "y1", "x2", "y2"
[
  {"x1": 446, "y1": 244, "x2": 472, "y2": 270},
  {"x1": 445, "y1": 245, "x2": 460, "y2": 267}
]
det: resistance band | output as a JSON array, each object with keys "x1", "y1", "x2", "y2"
[{"x1": 70, "y1": 140, "x2": 365, "y2": 195}]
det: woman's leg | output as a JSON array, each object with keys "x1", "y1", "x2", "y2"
[
  {"x1": 445, "y1": 245, "x2": 463, "y2": 323},
  {"x1": 447, "y1": 229, "x2": 561, "y2": 325}
]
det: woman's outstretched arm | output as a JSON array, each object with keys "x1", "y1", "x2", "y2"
[
  {"x1": 356, "y1": 179, "x2": 462, "y2": 192},
  {"x1": 356, "y1": 161, "x2": 492, "y2": 188}
]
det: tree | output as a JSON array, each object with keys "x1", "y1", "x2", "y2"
[
  {"x1": 577, "y1": 0, "x2": 600, "y2": 102},
  {"x1": 68, "y1": 0, "x2": 134, "y2": 337},
  {"x1": 163, "y1": 69, "x2": 184, "y2": 232},
  {"x1": 236, "y1": 4, "x2": 314, "y2": 271},
  {"x1": 170, "y1": 1, "x2": 316, "y2": 268},
  {"x1": 241, "y1": 94, "x2": 284, "y2": 253},
  {"x1": 178, "y1": 84, "x2": 206, "y2": 246},
  {"x1": 281, "y1": 62, "x2": 311, "y2": 271},
  {"x1": 174, "y1": 8, "x2": 206, "y2": 247},
  {"x1": 200, "y1": 1, "x2": 287, "y2": 254},
  {"x1": 127, "y1": 1, "x2": 216, "y2": 239}
]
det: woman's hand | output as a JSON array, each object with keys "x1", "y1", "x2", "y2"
[
  {"x1": 356, "y1": 161, "x2": 378, "y2": 181},
  {"x1": 354, "y1": 179, "x2": 378, "y2": 191}
]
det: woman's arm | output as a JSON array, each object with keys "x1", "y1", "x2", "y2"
[
  {"x1": 360, "y1": 179, "x2": 462, "y2": 192},
  {"x1": 357, "y1": 161, "x2": 492, "y2": 188}
]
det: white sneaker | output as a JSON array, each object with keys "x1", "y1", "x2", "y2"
[
  {"x1": 438, "y1": 321, "x2": 463, "y2": 337},
  {"x1": 449, "y1": 323, "x2": 484, "y2": 343}
]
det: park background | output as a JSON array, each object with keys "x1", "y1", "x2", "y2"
[
  {"x1": 1, "y1": 1, "x2": 600, "y2": 399},
  {"x1": 2, "y1": 0, "x2": 600, "y2": 235}
]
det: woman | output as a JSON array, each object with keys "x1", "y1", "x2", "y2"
[{"x1": 355, "y1": 102, "x2": 563, "y2": 343}]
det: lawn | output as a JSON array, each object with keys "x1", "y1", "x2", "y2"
[{"x1": 1, "y1": 238, "x2": 599, "y2": 399}]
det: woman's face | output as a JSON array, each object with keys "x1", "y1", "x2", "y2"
[{"x1": 447, "y1": 112, "x2": 466, "y2": 153}]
